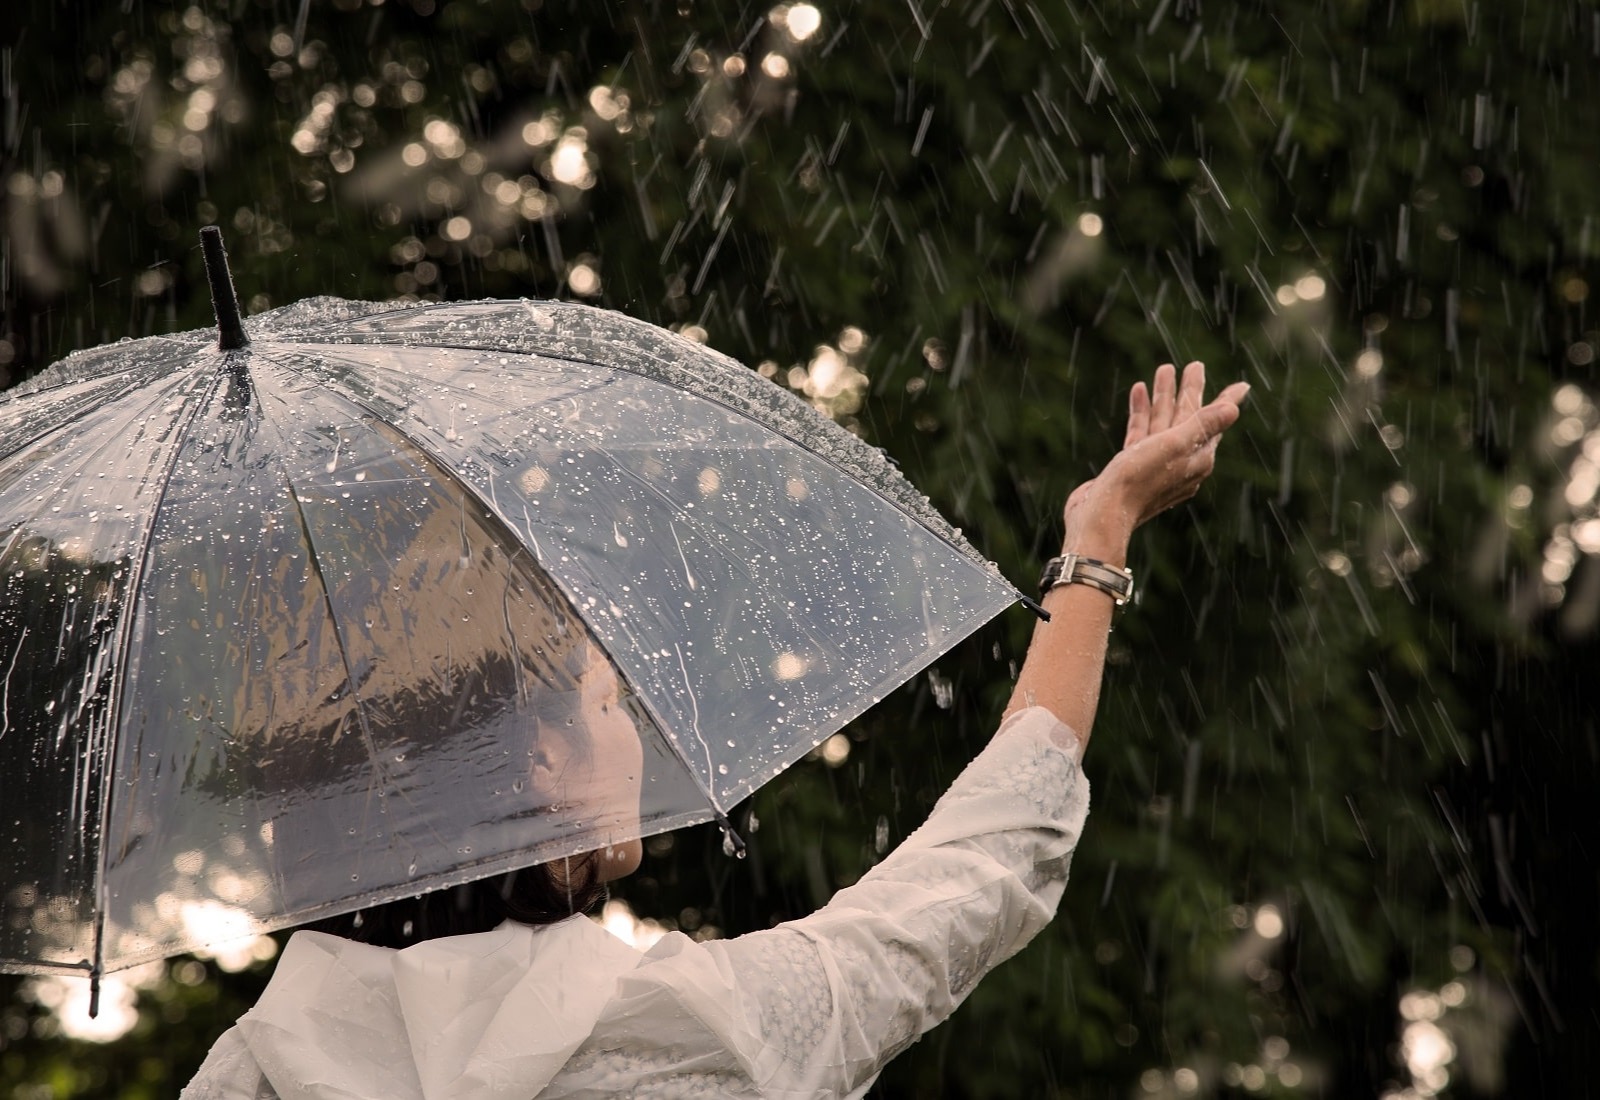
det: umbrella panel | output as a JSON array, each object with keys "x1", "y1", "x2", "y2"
[
  {"x1": 3, "y1": 351, "x2": 709, "y2": 974},
  {"x1": 101, "y1": 358, "x2": 708, "y2": 972},
  {"x1": 0, "y1": 361, "x2": 219, "y2": 974},
  {"x1": 284, "y1": 340, "x2": 1012, "y2": 808},
  {"x1": 1, "y1": 301, "x2": 1018, "y2": 974}
]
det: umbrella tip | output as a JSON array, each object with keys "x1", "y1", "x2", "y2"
[
  {"x1": 715, "y1": 812, "x2": 748, "y2": 859},
  {"x1": 200, "y1": 226, "x2": 249, "y2": 351}
]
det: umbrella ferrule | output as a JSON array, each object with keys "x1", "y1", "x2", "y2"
[
  {"x1": 1017, "y1": 593, "x2": 1049, "y2": 621},
  {"x1": 714, "y1": 811, "x2": 747, "y2": 859},
  {"x1": 199, "y1": 226, "x2": 250, "y2": 351}
]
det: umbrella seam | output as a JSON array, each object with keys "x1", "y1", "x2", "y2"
[
  {"x1": 251, "y1": 383, "x2": 445, "y2": 858},
  {"x1": 10, "y1": 336, "x2": 214, "y2": 398},
  {"x1": 273, "y1": 477, "x2": 447, "y2": 856},
  {"x1": 88, "y1": 356, "x2": 230, "y2": 990},
  {"x1": 0, "y1": 350, "x2": 211, "y2": 475}
]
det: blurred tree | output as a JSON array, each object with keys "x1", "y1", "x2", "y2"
[{"x1": 1, "y1": 0, "x2": 1595, "y2": 1096}]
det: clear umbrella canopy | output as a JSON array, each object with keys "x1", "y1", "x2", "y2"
[{"x1": 0, "y1": 294, "x2": 1019, "y2": 981}]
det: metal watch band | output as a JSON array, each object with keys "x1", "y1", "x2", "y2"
[{"x1": 1038, "y1": 553, "x2": 1135, "y2": 606}]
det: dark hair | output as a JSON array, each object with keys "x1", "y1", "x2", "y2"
[
  {"x1": 310, "y1": 636, "x2": 619, "y2": 947},
  {"x1": 307, "y1": 855, "x2": 608, "y2": 947}
]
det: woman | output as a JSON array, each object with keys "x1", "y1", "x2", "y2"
[{"x1": 184, "y1": 362, "x2": 1249, "y2": 1099}]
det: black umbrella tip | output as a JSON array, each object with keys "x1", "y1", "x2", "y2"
[{"x1": 199, "y1": 226, "x2": 249, "y2": 351}]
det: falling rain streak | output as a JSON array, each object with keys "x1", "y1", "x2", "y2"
[{"x1": 1, "y1": 0, "x2": 1597, "y2": 1095}]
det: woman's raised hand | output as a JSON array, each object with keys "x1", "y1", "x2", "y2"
[
  {"x1": 1062, "y1": 361, "x2": 1248, "y2": 547},
  {"x1": 1007, "y1": 361, "x2": 1246, "y2": 738}
]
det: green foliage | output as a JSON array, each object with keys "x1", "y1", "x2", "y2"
[{"x1": 3, "y1": 0, "x2": 1597, "y2": 1095}]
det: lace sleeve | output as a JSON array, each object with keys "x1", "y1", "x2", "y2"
[
  {"x1": 769, "y1": 707, "x2": 1089, "y2": 1089},
  {"x1": 546, "y1": 707, "x2": 1089, "y2": 1099}
]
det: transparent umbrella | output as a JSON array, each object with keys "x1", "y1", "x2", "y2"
[{"x1": 0, "y1": 229, "x2": 1023, "y2": 1006}]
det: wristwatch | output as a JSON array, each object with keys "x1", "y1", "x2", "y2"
[{"x1": 1038, "y1": 553, "x2": 1135, "y2": 606}]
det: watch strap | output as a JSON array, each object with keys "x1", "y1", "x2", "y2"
[{"x1": 1038, "y1": 553, "x2": 1135, "y2": 606}]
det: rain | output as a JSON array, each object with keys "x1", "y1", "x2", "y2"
[{"x1": 1, "y1": 0, "x2": 1597, "y2": 1096}]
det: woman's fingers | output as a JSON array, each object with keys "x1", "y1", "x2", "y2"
[
  {"x1": 1149, "y1": 363, "x2": 1177, "y2": 433},
  {"x1": 1125, "y1": 382, "x2": 1151, "y2": 447},
  {"x1": 1164, "y1": 389, "x2": 1244, "y2": 457},
  {"x1": 1215, "y1": 380, "x2": 1252, "y2": 407},
  {"x1": 1145, "y1": 386, "x2": 1247, "y2": 508},
  {"x1": 1128, "y1": 363, "x2": 1228, "y2": 448},
  {"x1": 1175, "y1": 360, "x2": 1205, "y2": 423},
  {"x1": 1092, "y1": 374, "x2": 1249, "y2": 530}
]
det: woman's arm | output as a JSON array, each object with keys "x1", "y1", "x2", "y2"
[
  {"x1": 555, "y1": 364, "x2": 1250, "y2": 1099},
  {"x1": 1005, "y1": 361, "x2": 1249, "y2": 752}
]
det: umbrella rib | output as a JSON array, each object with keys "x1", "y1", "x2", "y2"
[
  {"x1": 254, "y1": 300, "x2": 992, "y2": 582},
  {"x1": 0, "y1": 347, "x2": 209, "y2": 480},
  {"x1": 275, "y1": 476, "x2": 414, "y2": 838},
  {"x1": 86, "y1": 364, "x2": 223, "y2": 1003},
  {"x1": 240, "y1": 353, "x2": 453, "y2": 866}
]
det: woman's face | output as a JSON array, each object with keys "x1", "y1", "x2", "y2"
[{"x1": 533, "y1": 646, "x2": 644, "y2": 882}]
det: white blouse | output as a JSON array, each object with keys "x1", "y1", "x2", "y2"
[{"x1": 183, "y1": 707, "x2": 1090, "y2": 1100}]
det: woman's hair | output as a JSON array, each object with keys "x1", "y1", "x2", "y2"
[
  {"x1": 306, "y1": 858, "x2": 607, "y2": 947},
  {"x1": 309, "y1": 622, "x2": 616, "y2": 946}
]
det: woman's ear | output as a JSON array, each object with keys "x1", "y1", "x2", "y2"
[{"x1": 529, "y1": 736, "x2": 575, "y2": 807}]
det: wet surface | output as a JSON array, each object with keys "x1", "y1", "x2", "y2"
[{"x1": 0, "y1": 299, "x2": 1013, "y2": 973}]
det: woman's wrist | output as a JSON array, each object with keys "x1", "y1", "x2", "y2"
[{"x1": 1060, "y1": 482, "x2": 1136, "y2": 565}]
